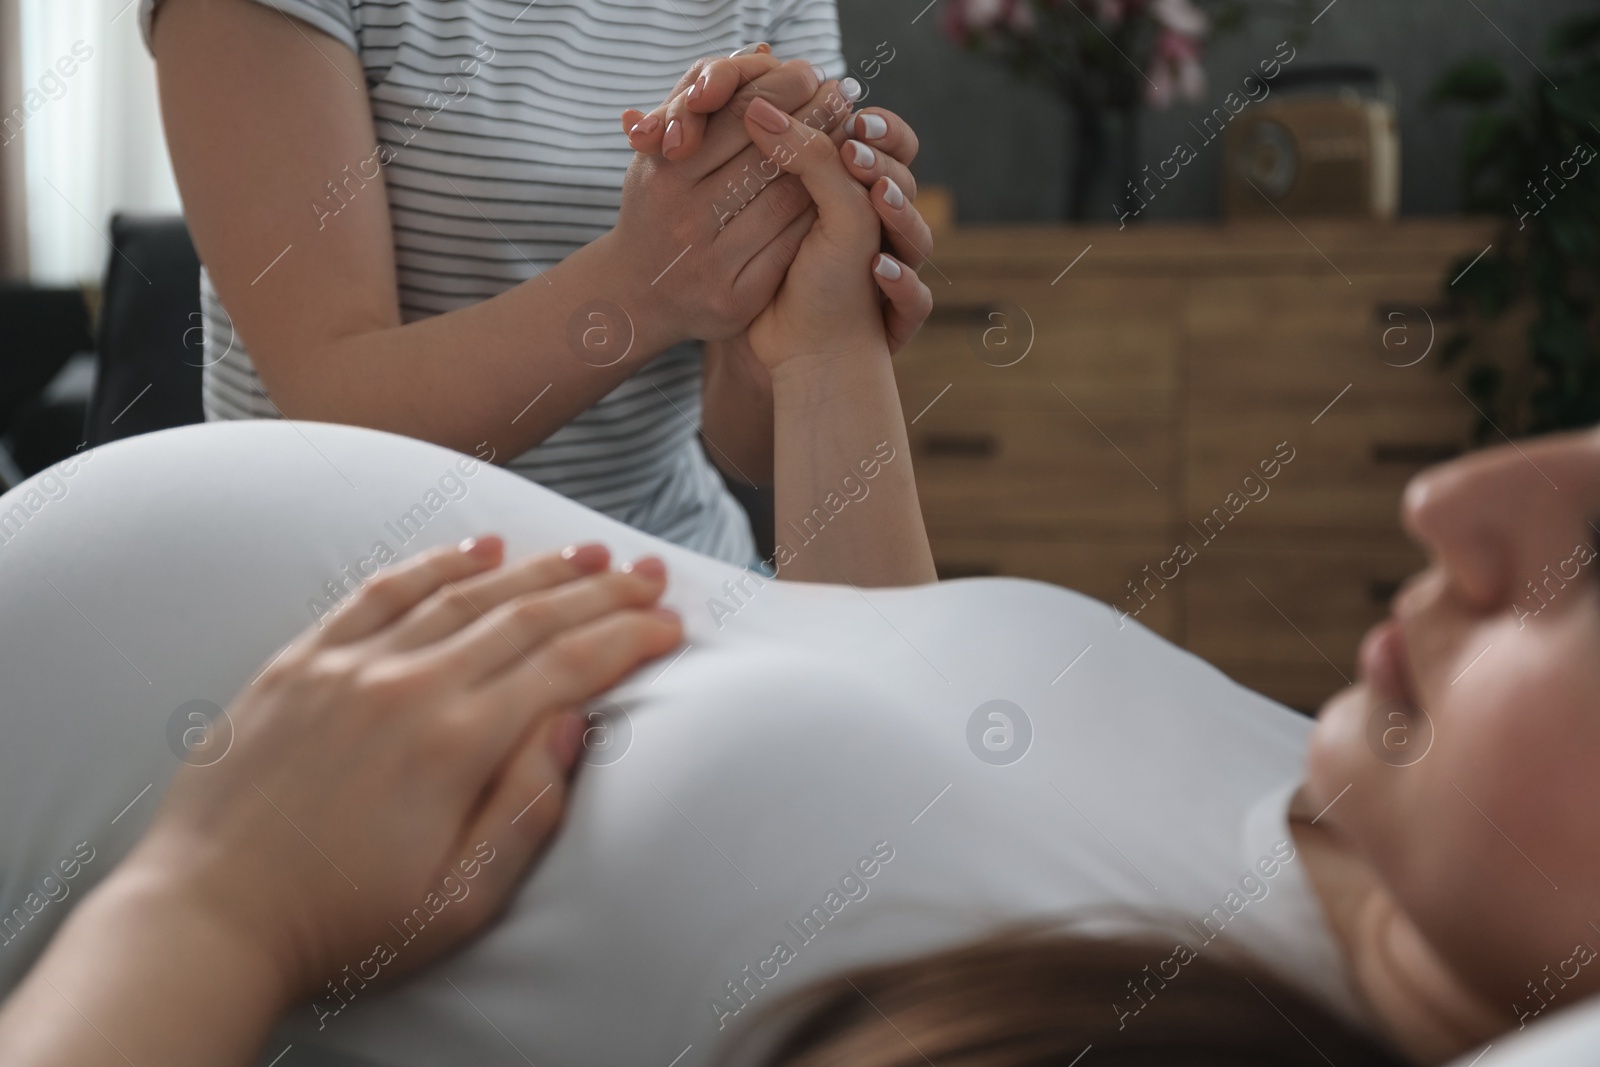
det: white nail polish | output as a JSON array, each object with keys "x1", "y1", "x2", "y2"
[
  {"x1": 859, "y1": 113, "x2": 889, "y2": 140},
  {"x1": 840, "y1": 77, "x2": 863, "y2": 102},
  {"x1": 849, "y1": 140, "x2": 875, "y2": 167},
  {"x1": 882, "y1": 177, "x2": 906, "y2": 209},
  {"x1": 874, "y1": 255, "x2": 903, "y2": 281},
  {"x1": 811, "y1": 63, "x2": 828, "y2": 86}
]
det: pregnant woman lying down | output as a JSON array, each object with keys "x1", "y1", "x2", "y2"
[{"x1": 3, "y1": 110, "x2": 1600, "y2": 1067}]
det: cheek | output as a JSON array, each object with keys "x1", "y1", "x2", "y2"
[
  {"x1": 1386, "y1": 614, "x2": 1600, "y2": 991},
  {"x1": 1449, "y1": 619, "x2": 1600, "y2": 875}
]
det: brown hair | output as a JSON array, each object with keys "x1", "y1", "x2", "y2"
[{"x1": 745, "y1": 927, "x2": 1408, "y2": 1067}]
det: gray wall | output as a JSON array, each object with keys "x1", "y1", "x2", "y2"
[{"x1": 837, "y1": 0, "x2": 1595, "y2": 223}]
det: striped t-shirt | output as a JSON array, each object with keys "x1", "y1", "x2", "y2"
[{"x1": 137, "y1": 0, "x2": 843, "y2": 564}]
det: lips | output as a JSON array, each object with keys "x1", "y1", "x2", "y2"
[{"x1": 1358, "y1": 616, "x2": 1421, "y2": 711}]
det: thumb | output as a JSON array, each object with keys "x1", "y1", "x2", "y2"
[{"x1": 744, "y1": 96, "x2": 877, "y2": 242}]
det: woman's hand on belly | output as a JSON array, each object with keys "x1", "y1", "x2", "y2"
[{"x1": 0, "y1": 538, "x2": 684, "y2": 1067}]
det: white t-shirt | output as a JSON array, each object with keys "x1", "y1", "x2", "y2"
[
  {"x1": 137, "y1": 0, "x2": 847, "y2": 564},
  {"x1": 0, "y1": 422, "x2": 1368, "y2": 1066}
]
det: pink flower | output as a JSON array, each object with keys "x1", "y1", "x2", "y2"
[
  {"x1": 960, "y1": 0, "x2": 1009, "y2": 29},
  {"x1": 1145, "y1": 25, "x2": 1206, "y2": 107},
  {"x1": 1007, "y1": 0, "x2": 1037, "y2": 30},
  {"x1": 1150, "y1": 0, "x2": 1207, "y2": 36},
  {"x1": 940, "y1": 0, "x2": 1041, "y2": 39}
]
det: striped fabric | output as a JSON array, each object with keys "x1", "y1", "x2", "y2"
[{"x1": 138, "y1": 0, "x2": 843, "y2": 564}]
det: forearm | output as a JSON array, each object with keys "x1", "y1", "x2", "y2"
[
  {"x1": 258, "y1": 232, "x2": 682, "y2": 462},
  {"x1": 700, "y1": 337, "x2": 776, "y2": 485},
  {"x1": 769, "y1": 348, "x2": 935, "y2": 586},
  {"x1": 0, "y1": 868, "x2": 289, "y2": 1067}
]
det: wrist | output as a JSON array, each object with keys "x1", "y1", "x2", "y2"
[
  {"x1": 103, "y1": 849, "x2": 300, "y2": 1013},
  {"x1": 707, "y1": 336, "x2": 775, "y2": 400},
  {"x1": 769, "y1": 343, "x2": 895, "y2": 410},
  {"x1": 586, "y1": 229, "x2": 688, "y2": 357},
  {"x1": 6, "y1": 859, "x2": 299, "y2": 1066}
]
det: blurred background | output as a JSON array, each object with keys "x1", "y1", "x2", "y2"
[{"x1": 2, "y1": 0, "x2": 1597, "y2": 710}]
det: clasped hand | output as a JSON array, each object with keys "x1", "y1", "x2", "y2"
[{"x1": 613, "y1": 48, "x2": 935, "y2": 366}]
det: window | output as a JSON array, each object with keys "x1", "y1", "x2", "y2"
[{"x1": 14, "y1": 0, "x2": 180, "y2": 283}]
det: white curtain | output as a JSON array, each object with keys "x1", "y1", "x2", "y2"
[{"x1": 17, "y1": 0, "x2": 180, "y2": 284}]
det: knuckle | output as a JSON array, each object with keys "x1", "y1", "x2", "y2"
[
  {"x1": 509, "y1": 776, "x2": 567, "y2": 839},
  {"x1": 506, "y1": 594, "x2": 556, "y2": 634},
  {"x1": 797, "y1": 126, "x2": 836, "y2": 162},
  {"x1": 846, "y1": 194, "x2": 879, "y2": 229},
  {"x1": 354, "y1": 658, "x2": 427, "y2": 707},
  {"x1": 515, "y1": 551, "x2": 566, "y2": 589},
  {"x1": 433, "y1": 584, "x2": 480, "y2": 624},
  {"x1": 725, "y1": 84, "x2": 761, "y2": 121},
  {"x1": 545, "y1": 631, "x2": 602, "y2": 681},
  {"x1": 355, "y1": 571, "x2": 410, "y2": 614},
  {"x1": 763, "y1": 177, "x2": 808, "y2": 221},
  {"x1": 306, "y1": 647, "x2": 361, "y2": 688},
  {"x1": 901, "y1": 125, "x2": 921, "y2": 162},
  {"x1": 707, "y1": 288, "x2": 743, "y2": 328},
  {"x1": 612, "y1": 571, "x2": 662, "y2": 606}
]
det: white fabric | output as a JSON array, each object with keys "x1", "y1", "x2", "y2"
[
  {"x1": 1448, "y1": 997, "x2": 1600, "y2": 1067},
  {"x1": 0, "y1": 421, "x2": 1367, "y2": 1066}
]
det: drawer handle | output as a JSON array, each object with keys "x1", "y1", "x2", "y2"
[
  {"x1": 1368, "y1": 579, "x2": 1402, "y2": 606},
  {"x1": 935, "y1": 561, "x2": 1000, "y2": 579},
  {"x1": 1371, "y1": 442, "x2": 1461, "y2": 465},
  {"x1": 1373, "y1": 301, "x2": 1458, "y2": 324},
  {"x1": 919, "y1": 432, "x2": 998, "y2": 459}
]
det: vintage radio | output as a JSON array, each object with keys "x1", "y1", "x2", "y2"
[{"x1": 1224, "y1": 66, "x2": 1399, "y2": 221}]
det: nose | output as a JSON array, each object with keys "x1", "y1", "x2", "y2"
[{"x1": 1400, "y1": 448, "x2": 1522, "y2": 609}]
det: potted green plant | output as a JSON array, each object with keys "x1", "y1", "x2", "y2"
[{"x1": 1434, "y1": 13, "x2": 1600, "y2": 440}]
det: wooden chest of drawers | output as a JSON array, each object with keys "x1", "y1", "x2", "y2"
[{"x1": 897, "y1": 220, "x2": 1496, "y2": 712}]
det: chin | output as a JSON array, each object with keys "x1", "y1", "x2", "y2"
[{"x1": 1301, "y1": 682, "x2": 1371, "y2": 822}]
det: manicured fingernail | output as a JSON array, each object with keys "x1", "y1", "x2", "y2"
[
  {"x1": 560, "y1": 542, "x2": 610, "y2": 571},
  {"x1": 881, "y1": 176, "x2": 906, "y2": 208},
  {"x1": 747, "y1": 96, "x2": 790, "y2": 134},
  {"x1": 730, "y1": 41, "x2": 770, "y2": 57},
  {"x1": 840, "y1": 77, "x2": 863, "y2": 102},
  {"x1": 811, "y1": 63, "x2": 828, "y2": 86},
  {"x1": 874, "y1": 254, "x2": 903, "y2": 281},
  {"x1": 687, "y1": 78, "x2": 704, "y2": 104},
  {"x1": 461, "y1": 535, "x2": 502, "y2": 559},
  {"x1": 651, "y1": 606, "x2": 682, "y2": 625},
  {"x1": 858, "y1": 113, "x2": 889, "y2": 140},
  {"x1": 662, "y1": 119, "x2": 683, "y2": 152},
  {"x1": 637, "y1": 113, "x2": 661, "y2": 135},
  {"x1": 621, "y1": 556, "x2": 667, "y2": 579},
  {"x1": 848, "y1": 139, "x2": 875, "y2": 168},
  {"x1": 550, "y1": 711, "x2": 585, "y2": 771}
]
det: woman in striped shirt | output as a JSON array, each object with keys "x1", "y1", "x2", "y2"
[{"x1": 140, "y1": 0, "x2": 933, "y2": 567}]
